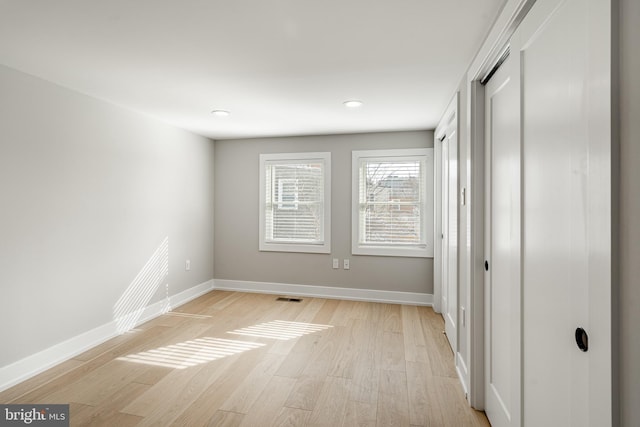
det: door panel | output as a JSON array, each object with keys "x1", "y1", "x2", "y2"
[
  {"x1": 441, "y1": 139, "x2": 449, "y2": 326},
  {"x1": 441, "y1": 135, "x2": 458, "y2": 354},
  {"x1": 514, "y1": 0, "x2": 612, "y2": 425},
  {"x1": 445, "y1": 130, "x2": 458, "y2": 353},
  {"x1": 484, "y1": 56, "x2": 520, "y2": 427}
]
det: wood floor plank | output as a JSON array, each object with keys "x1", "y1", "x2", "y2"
[
  {"x1": 0, "y1": 358, "x2": 85, "y2": 403},
  {"x1": 435, "y1": 376, "x2": 490, "y2": 427},
  {"x1": 342, "y1": 400, "x2": 377, "y2": 427},
  {"x1": 382, "y1": 303, "x2": 403, "y2": 333},
  {"x1": 311, "y1": 299, "x2": 341, "y2": 324},
  {"x1": 307, "y1": 376, "x2": 351, "y2": 427},
  {"x1": 37, "y1": 321, "x2": 218, "y2": 406},
  {"x1": 220, "y1": 353, "x2": 285, "y2": 414},
  {"x1": 274, "y1": 332, "x2": 327, "y2": 378},
  {"x1": 238, "y1": 375, "x2": 297, "y2": 426},
  {"x1": 40, "y1": 359, "x2": 150, "y2": 405},
  {"x1": 379, "y1": 331, "x2": 406, "y2": 372},
  {"x1": 417, "y1": 307, "x2": 457, "y2": 378},
  {"x1": 2, "y1": 292, "x2": 488, "y2": 427},
  {"x1": 424, "y1": 332, "x2": 458, "y2": 379},
  {"x1": 72, "y1": 332, "x2": 140, "y2": 363},
  {"x1": 219, "y1": 293, "x2": 278, "y2": 321},
  {"x1": 327, "y1": 318, "x2": 365, "y2": 379},
  {"x1": 67, "y1": 402, "x2": 95, "y2": 426},
  {"x1": 349, "y1": 361, "x2": 380, "y2": 405},
  {"x1": 300, "y1": 325, "x2": 344, "y2": 377},
  {"x1": 283, "y1": 376, "x2": 325, "y2": 411},
  {"x1": 284, "y1": 323, "x2": 346, "y2": 409},
  {"x1": 140, "y1": 312, "x2": 192, "y2": 329},
  {"x1": 69, "y1": 325, "x2": 171, "y2": 363},
  {"x1": 122, "y1": 347, "x2": 251, "y2": 423},
  {"x1": 129, "y1": 363, "x2": 172, "y2": 386},
  {"x1": 366, "y1": 301, "x2": 385, "y2": 324},
  {"x1": 329, "y1": 300, "x2": 357, "y2": 326},
  {"x1": 207, "y1": 410, "x2": 245, "y2": 427},
  {"x1": 268, "y1": 297, "x2": 327, "y2": 356},
  {"x1": 406, "y1": 361, "x2": 437, "y2": 426},
  {"x1": 274, "y1": 347, "x2": 315, "y2": 379},
  {"x1": 401, "y1": 305, "x2": 430, "y2": 364},
  {"x1": 272, "y1": 407, "x2": 312, "y2": 427},
  {"x1": 203, "y1": 290, "x2": 246, "y2": 312},
  {"x1": 168, "y1": 349, "x2": 271, "y2": 426},
  {"x1": 350, "y1": 319, "x2": 382, "y2": 404},
  {"x1": 178, "y1": 290, "x2": 238, "y2": 314},
  {"x1": 78, "y1": 411, "x2": 142, "y2": 427},
  {"x1": 69, "y1": 382, "x2": 149, "y2": 426},
  {"x1": 377, "y1": 369, "x2": 410, "y2": 427},
  {"x1": 348, "y1": 301, "x2": 372, "y2": 321},
  {"x1": 261, "y1": 294, "x2": 311, "y2": 321}
]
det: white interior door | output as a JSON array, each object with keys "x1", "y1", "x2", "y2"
[
  {"x1": 441, "y1": 138, "x2": 449, "y2": 323},
  {"x1": 442, "y1": 129, "x2": 458, "y2": 353},
  {"x1": 484, "y1": 54, "x2": 521, "y2": 427},
  {"x1": 514, "y1": 0, "x2": 612, "y2": 425}
]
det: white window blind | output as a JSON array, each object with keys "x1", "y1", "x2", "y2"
[
  {"x1": 352, "y1": 149, "x2": 433, "y2": 257},
  {"x1": 260, "y1": 152, "x2": 331, "y2": 253}
]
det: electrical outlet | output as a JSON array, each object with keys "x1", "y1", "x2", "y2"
[
  {"x1": 343, "y1": 259, "x2": 350, "y2": 270},
  {"x1": 185, "y1": 260, "x2": 191, "y2": 271},
  {"x1": 332, "y1": 258, "x2": 339, "y2": 269}
]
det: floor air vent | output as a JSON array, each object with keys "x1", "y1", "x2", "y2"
[{"x1": 276, "y1": 297, "x2": 302, "y2": 302}]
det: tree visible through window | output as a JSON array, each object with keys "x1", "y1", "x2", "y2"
[
  {"x1": 352, "y1": 148, "x2": 433, "y2": 257},
  {"x1": 362, "y1": 160, "x2": 422, "y2": 243}
]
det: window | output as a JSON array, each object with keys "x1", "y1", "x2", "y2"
[
  {"x1": 259, "y1": 152, "x2": 331, "y2": 253},
  {"x1": 352, "y1": 148, "x2": 433, "y2": 257}
]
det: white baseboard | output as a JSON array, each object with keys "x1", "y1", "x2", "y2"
[
  {"x1": 0, "y1": 279, "x2": 214, "y2": 393},
  {"x1": 213, "y1": 279, "x2": 433, "y2": 306}
]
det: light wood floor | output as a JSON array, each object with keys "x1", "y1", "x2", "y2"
[{"x1": 0, "y1": 291, "x2": 490, "y2": 426}]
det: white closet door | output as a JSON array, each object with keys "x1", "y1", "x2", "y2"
[
  {"x1": 514, "y1": 0, "x2": 612, "y2": 425},
  {"x1": 484, "y1": 54, "x2": 521, "y2": 427},
  {"x1": 441, "y1": 126, "x2": 458, "y2": 354}
]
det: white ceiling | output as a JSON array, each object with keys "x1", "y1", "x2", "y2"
[{"x1": 0, "y1": 0, "x2": 505, "y2": 140}]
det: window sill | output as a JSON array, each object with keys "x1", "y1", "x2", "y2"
[
  {"x1": 259, "y1": 242, "x2": 330, "y2": 254},
  {"x1": 352, "y1": 245, "x2": 431, "y2": 258}
]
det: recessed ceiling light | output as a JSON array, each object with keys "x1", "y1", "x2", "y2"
[
  {"x1": 211, "y1": 109, "x2": 230, "y2": 117},
  {"x1": 343, "y1": 100, "x2": 363, "y2": 108}
]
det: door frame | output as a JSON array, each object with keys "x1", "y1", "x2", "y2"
[
  {"x1": 464, "y1": 0, "x2": 536, "y2": 410},
  {"x1": 434, "y1": 93, "x2": 459, "y2": 317},
  {"x1": 433, "y1": 127, "x2": 443, "y2": 314},
  {"x1": 435, "y1": 94, "x2": 460, "y2": 356}
]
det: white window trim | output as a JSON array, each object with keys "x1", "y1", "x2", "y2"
[
  {"x1": 259, "y1": 152, "x2": 331, "y2": 254},
  {"x1": 352, "y1": 148, "x2": 434, "y2": 258}
]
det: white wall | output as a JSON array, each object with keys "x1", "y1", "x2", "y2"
[
  {"x1": 214, "y1": 131, "x2": 433, "y2": 295},
  {"x1": 0, "y1": 65, "x2": 215, "y2": 369}
]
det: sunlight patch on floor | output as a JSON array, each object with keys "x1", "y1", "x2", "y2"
[
  {"x1": 226, "y1": 320, "x2": 333, "y2": 340},
  {"x1": 117, "y1": 337, "x2": 265, "y2": 369},
  {"x1": 164, "y1": 311, "x2": 212, "y2": 319}
]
